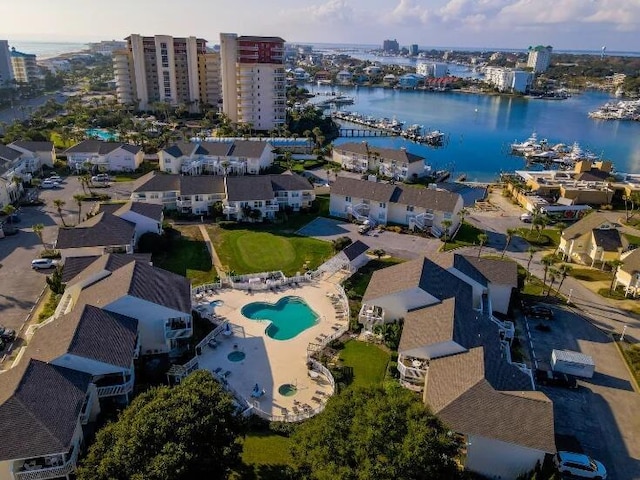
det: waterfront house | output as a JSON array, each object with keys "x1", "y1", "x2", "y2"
[
  {"x1": 158, "y1": 140, "x2": 275, "y2": 176},
  {"x1": 332, "y1": 143, "x2": 428, "y2": 181},
  {"x1": 336, "y1": 70, "x2": 352, "y2": 85},
  {"x1": 558, "y1": 213, "x2": 627, "y2": 266},
  {"x1": 64, "y1": 140, "x2": 143, "y2": 172},
  {"x1": 329, "y1": 176, "x2": 462, "y2": 237},
  {"x1": 614, "y1": 248, "x2": 640, "y2": 297},
  {"x1": 223, "y1": 172, "x2": 314, "y2": 220},
  {"x1": 359, "y1": 254, "x2": 554, "y2": 479},
  {"x1": 398, "y1": 73, "x2": 424, "y2": 89}
]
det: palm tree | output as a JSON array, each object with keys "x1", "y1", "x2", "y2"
[
  {"x1": 502, "y1": 228, "x2": 517, "y2": 258},
  {"x1": 607, "y1": 259, "x2": 624, "y2": 294},
  {"x1": 32, "y1": 223, "x2": 45, "y2": 249},
  {"x1": 526, "y1": 247, "x2": 537, "y2": 280},
  {"x1": 73, "y1": 194, "x2": 84, "y2": 224},
  {"x1": 541, "y1": 254, "x2": 556, "y2": 285},
  {"x1": 457, "y1": 208, "x2": 469, "y2": 225},
  {"x1": 535, "y1": 216, "x2": 548, "y2": 240},
  {"x1": 556, "y1": 264, "x2": 573, "y2": 296},
  {"x1": 441, "y1": 219, "x2": 453, "y2": 247},
  {"x1": 53, "y1": 199, "x2": 67, "y2": 227},
  {"x1": 477, "y1": 233, "x2": 489, "y2": 258},
  {"x1": 546, "y1": 267, "x2": 559, "y2": 296}
]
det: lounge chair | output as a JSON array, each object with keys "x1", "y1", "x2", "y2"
[
  {"x1": 214, "y1": 367, "x2": 222, "y2": 374},
  {"x1": 208, "y1": 339, "x2": 218, "y2": 349},
  {"x1": 292, "y1": 406, "x2": 300, "y2": 414},
  {"x1": 311, "y1": 396, "x2": 322, "y2": 403},
  {"x1": 222, "y1": 370, "x2": 231, "y2": 378},
  {"x1": 315, "y1": 390, "x2": 326, "y2": 396},
  {"x1": 331, "y1": 326, "x2": 340, "y2": 331}
]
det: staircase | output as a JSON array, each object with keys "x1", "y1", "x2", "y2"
[{"x1": 347, "y1": 203, "x2": 375, "y2": 225}]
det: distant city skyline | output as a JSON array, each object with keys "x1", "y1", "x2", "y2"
[{"x1": 2, "y1": 0, "x2": 640, "y2": 52}]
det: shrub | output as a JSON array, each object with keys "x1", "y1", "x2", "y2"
[{"x1": 332, "y1": 235, "x2": 352, "y2": 252}]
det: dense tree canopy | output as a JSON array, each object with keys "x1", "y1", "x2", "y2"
[
  {"x1": 77, "y1": 370, "x2": 245, "y2": 480},
  {"x1": 290, "y1": 385, "x2": 462, "y2": 480}
]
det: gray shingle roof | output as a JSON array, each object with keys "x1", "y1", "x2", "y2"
[
  {"x1": 64, "y1": 139, "x2": 140, "y2": 155},
  {"x1": 226, "y1": 176, "x2": 275, "y2": 201},
  {"x1": 64, "y1": 253, "x2": 152, "y2": 287},
  {"x1": 228, "y1": 140, "x2": 271, "y2": 158},
  {"x1": 454, "y1": 255, "x2": 518, "y2": 287},
  {"x1": 0, "y1": 360, "x2": 92, "y2": 460},
  {"x1": 269, "y1": 172, "x2": 313, "y2": 192},
  {"x1": 561, "y1": 212, "x2": 612, "y2": 240},
  {"x1": 0, "y1": 144, "x2": 21, "y2": 161},
  {"x1": 114, "y1": 201, "x2": 164, "y2": 222},
  {"x1": 9, "y1": 141, "x2": 54, "y2": 152},
  {"x1": 620, "y1": 248, "x2": 640, "y2": 276},
  {"x1": 331, "y1": 176, "x2": 461, "y2": 213},
  {"x1": 60, "y1": 255, "x2": 101, "y2": 283},
  {"x1": 180, "y1": 176, "x2": 225, "y2": 196},
  {"x1": 56, "y1": 212, "x2": 135, "y2": 249},
  {"x1": 335, "y1": 142, "x2": 426, "y2": 164},
  {"x1": 133, "y1": 171, "x2": 181, "y2": 193},
  {"x1": 28, "y1": 305, "x2": 138, "y2": 369},
  {"x1": 592, "y1": 228, "x2": 624, "y2": 252},
  {"x1": 342, "y1": 240, "x2": 369, "y2": 261}
]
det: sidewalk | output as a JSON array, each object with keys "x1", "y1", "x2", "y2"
[{"x1": 198, "y1": 224, "x2": 226, "y2": 279}]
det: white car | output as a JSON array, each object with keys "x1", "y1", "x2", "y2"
[
  {"x1": 31, "y1": 258, "x2": 58, "y2": 270},
  {"x1": 40, "y1": 179, "x2": 60, "y2": 189},
  {"x1": 554, "y1": 451, "x2": 607, "y2": 479},
  {"x1": 48, "y1": 175, "x2": 62, "y2": 183}
]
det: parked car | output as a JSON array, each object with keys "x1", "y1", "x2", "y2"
[
  {"x1": 535, "y1": 368, "x2": 578, "y2": 389},
  {"x1": 523, "y1": 303, "x2": 554, "y2": 319},
  {"x1": 48, "y1": 174, "x2": 62, "y2": 182},
  {"x1": 31, "y1": 258, "x2": 57, "y2": 270},
  {"x1": 40, "y1": 179, "x2": 60, "y2": 189},
  {"x1": 92, "y1": 173, "x2": 110, "y2": 182},
  {"x1": 358, "y1": 222, "x2": 372, "y2": 235},
  {"x1": 554, "y1": 451, "x2": 607, "y2": 479},
  {"x1": 520, "y1": 213, "x2": 533, "y2": 223},
  {"x1": 0, "y1": 326, "x2": 16, "y2": 342}
]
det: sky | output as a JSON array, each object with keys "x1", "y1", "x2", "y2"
[{"x1": 2, "y1": 0, "x2": 640, "y2": 51}]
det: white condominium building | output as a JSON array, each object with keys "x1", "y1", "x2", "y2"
[
  {"x1": 113, "y1": 34, "x2": 221, "y2": 112},
  {"x1": 527, "y1": 45, "x2": 553, "y2": 73},
  {"x1": 220, "y1": 33, "x2": 286, "y2": 131},
  {"x1": 484, "y1": 66, "x2": 533, "y2": 93}
]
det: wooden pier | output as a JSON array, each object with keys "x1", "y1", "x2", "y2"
[{"x1": 339, "y1": 128, "x2": 394, "y2": 138}]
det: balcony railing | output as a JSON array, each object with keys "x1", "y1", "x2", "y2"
[
  {"x1": 96, "y1": 378, "x2": 134, "y2": 398},
  {"x1": 13, "y1": 447, "x2": 79, "y2": 480},
  {"x1": 223, "y1": 205, "x2": 238, "y2": 214},
  {"x1": 265, "y1": 204, "x2": 280, "y2": 212},
  {"x1": 165, "y1": 320, "x2": 192, "y2": 340}
]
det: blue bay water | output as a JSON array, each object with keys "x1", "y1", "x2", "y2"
[{"x1": 313, "y1": 85, "x2": 640, "y2": 182}]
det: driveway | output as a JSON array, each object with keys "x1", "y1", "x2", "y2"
[
  {"x1": 522, "y1": 305, "x2": 640, "y2": 480},
  {"x1": 296, "y1": 217, "x2": 442, "y2": 260}
]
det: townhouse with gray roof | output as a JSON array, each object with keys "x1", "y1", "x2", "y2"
[
  {"x1": 360, "y1": 253, "x2": 551, "y2": 479},
  {"x1": 333, "y1": 142, "x2": 428, "y2": 181},
  {"x1": 329, "y1": 176, "x2": 463, "y2": 237},
  {"x1": 158, "y1": 140, "x2": 274, "y2": 175},
  {"x1": 0, "y1": 141, "x2": 56, "y2": 207},
  {"x1": 64, "y1": 139, "x2": 143, "y2": 172}
]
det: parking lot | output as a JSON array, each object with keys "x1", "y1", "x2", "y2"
[
  {"x1": 296, "y1": 216, "x2": 442, "y2": 259},
  {"x1": 522, "y1": 304, "x2": 640, "y2": 479}
]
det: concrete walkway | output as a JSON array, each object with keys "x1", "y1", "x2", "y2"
[{"x1": 198, "y1": 224, "x2": 226, "y2": 279}]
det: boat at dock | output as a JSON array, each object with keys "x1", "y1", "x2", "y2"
[{"x1": 588, "y1": 99, "x2": 640, "y2": 121}]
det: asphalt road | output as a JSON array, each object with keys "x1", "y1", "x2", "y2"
[{"x1": 523, "y1": 305, "x2": 640, "y2": 480}]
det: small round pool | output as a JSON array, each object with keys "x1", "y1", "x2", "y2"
[
  {"x1": 278, "y1": 384, "x2": 298, "y2": 397},
  {"x1": 227, "y1": 351, "x2": 246, "y2": 362},
  {"x1": 241, "y1": 296, "x2": 319, "y2": 341}
]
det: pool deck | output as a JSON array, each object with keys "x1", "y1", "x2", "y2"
[{"x1": 196, "y1": 280, "x2": 347, "y2": 418}]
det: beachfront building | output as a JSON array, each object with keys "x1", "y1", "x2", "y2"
[
  {"x1": 416, "y1": 62, "x2": 448, "y2": 78},
  {"x1": 113, "y1": 34, "x2": 221, "y2": 112},
  {"x1": 87, "y1": 40, "x2": 127, "y2": 55},
  {"x1": 527, "y1": 45, "x2": 553, "y2": 73},
  {"x1": 9, "y1": 48, "x2": 37, "y2": 84},
  {"x1": 64, "y1": 139, "x2": 143, "y2": 172},
  {"x1": 333, "y1": 142, "x2": 428, "y2": 181},
  {"x1": 220, "y1": 33, "x2": 286, "y2": 131},
  {"x1": 0, "y1": 40, "x2": 13, "y2": 86},
  {"x1": 382, "y1": 39, "x2": 399, "y2": 53},
  {"x1": 158, "y1": 140, "x2": 274, "y2": 175},
  {"x1": 483, "y1": 67, "x2": 533, "y2": 93},
  {"x1": 329, "y1": 176, "x2": 463, "y2": 237},
  {"x1": 398, "y1": 73, "x2": 424, "y2": 89},
  {"x1": 360, "y1": 255, "x2": 553, "y2": 479}
]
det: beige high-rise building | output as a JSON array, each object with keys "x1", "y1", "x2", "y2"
[
  {"x1": 10, "y1": 48, "x2": 37, "y2": 84},
  {"x1": 220, "y1": 33, "x2": 286, "y2": 132},
  {"x1": 113, "y1": 34, "x2": 221, "y2": 112}
]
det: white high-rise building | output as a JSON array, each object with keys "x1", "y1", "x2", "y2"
[
  {"x1": 113, "y1": 34, "x2": 221, "y2": 112},
  {"x1": 0, "y1": 40, "x2": 13, "y2": 86},
  {"x1": 483, "y1": 66, "x2": 532, "y2": 93},
  {"x1": 220, "y1": 33, "x2": 286, "y2": 132},
  {"x1": 527, "y1": 45, "x2": 553, "y2": 73}
]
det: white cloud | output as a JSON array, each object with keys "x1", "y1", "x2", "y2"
[
  {"x1": 283, "y1": 0, "x2": 355, "y2": 23},
  {"x1": 387, "y1": 0, "x2": 431, "y2": 24}
]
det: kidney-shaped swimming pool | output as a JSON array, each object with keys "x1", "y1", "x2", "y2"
[{"x1": 241, "y1": 296, "x2": 319, "y2": 341}]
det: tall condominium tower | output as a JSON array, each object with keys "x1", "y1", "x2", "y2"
[
  {"x1": 10, "y1": 48, "x2": 38, "y2": 84},
  {"x1": 0, "y1": 40, "x2": 13, "y2": 86},
  {"x1": 113, "y1": 34, "x2": 221, "y2": 112},
  {"x1": 527, "y1": 45, "x2": 553, "y2": 73},
  {"x1": 220, "y1": 33, "x2": 286, "y2": 132}
]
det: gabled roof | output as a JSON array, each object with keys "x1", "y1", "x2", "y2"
[
  {"x1": 64, "y1": 139, "x2": 141, "y2": 155},
  {"x1": 79, "y1": 261, "x2": 192, "y2": 314},
  {"x1": 335, "y1": 142, "x2": 425, "y2": 164},
  {"x1": 180, "y1": 175, "x2": 225, "y2": 196},
  {"x1": 9, "y1": 141, "x2": 54, "y2": 152},
  {"x1": 268, "y1": 172, "x2": 312, "y2": 192},
  {"x1": 332, "y1": 176, "x2": 396, "y2": 203},
  {"x1": 342, "y1": 240, "x2": 369, "y2": 261},
  {"x1": 133, "y1": 171, "x2": 181, "y2": 193},
  {"x1": 56, "y1": 212, "x2": 135, "y2": 249},
  {"x1": 620, "y1": 248, "x2": 640, "y2": 276},
  {"x1": 226, "y1": 176, "x2": 275, "y2": 201},
  {"x1": 454, "y1": 255, "x2": 518, "y2": 287},
  {"x1": 227, "y1": 140, "x2": 271, "y2": 158},
  {"x1": 64, "y1": 253, "x2": 152, "y2": 287},
  {"x1": 60, "y1": 255, "x2": 101, "y2": 283},
  {"x1": 592, "y1": 228, "x2": 624, "y2": 252},
  {"x1": 28, "y1": 305, "x2": 138, "y2": 369},
  {"x1": 112, "y1": 201, "x2": 164, "y2": 222},
  {"x1": 561, "y1": 212, "x2": 613, "y2": 240},
  {"x1": 0, "y1": 359, "x2": 92, "y2": 460},
  {"x1": 0, "y1": 144, "x2": 21, "y2": 161}
]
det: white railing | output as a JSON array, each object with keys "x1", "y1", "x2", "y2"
[
  {"x1": 192, "y1": 281, "x2": 223, "y2": 295},
  {"x1": 96, "y1": 378, "x2": 134, "y2": 398},
  {"x1": 13, "y1": 447, "x2": 79, "y2": 480},
  {"x1": 165, "y1": 325, "x2": 193, "y2": 340}
]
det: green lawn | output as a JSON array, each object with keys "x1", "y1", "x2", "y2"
[
  {"x1": 209, "y1": 225, "x2": 332, "y2": 276},
  {"x1": 153, "y1": 226, "x2": 216, "y2": 285},
  {"x1": 570, "y1": 268, "x2": 611, "y2": 282},
  {"x1": 441, "y1": 222, "x2": 484, "y2": 251},
  {"x1": 343, "y1": 257, "x2": 404, "y2": 300},
  {"x1": 339, "y1": 340, "x2": 390, "y2": 388},
  {"x1": 515, "y1": 228, "x2": 561, "y2": 247},
  {"x1": 624, "y1": 233, "x2": 640, "y2": 247},
  {"x1": 617, "y1": 341, "x2": 640, "y2": 386}
]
